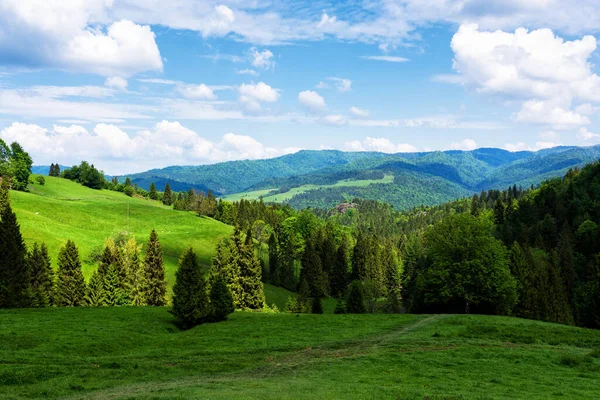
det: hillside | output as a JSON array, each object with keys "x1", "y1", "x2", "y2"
[
  {"x1": 2, "y1": 308, "x2": 600, "y2": 399},
  {"x1": 125, "y1": 146, "x2": 600, "y2": 210},
  {"x1": 10, "y1": 176, "x2": 233, "y2": 288}
]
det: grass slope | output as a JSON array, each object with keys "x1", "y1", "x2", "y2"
[
  {"x1": 10, "y1": 176, "x2": 233, "y2": 289},
  {"x1": 2, "y1": 308, "x2": 600, "y2": 399}
]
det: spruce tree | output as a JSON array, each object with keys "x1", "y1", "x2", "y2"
[
  {"x1": 209, "y1": 274, "x2": 235, "y2": 321},
  {"x1": 149, "y1": 182, "x2": 158, "y2": 200},
  {"x1": 0, "y1": 178, "x2": 9, "y2": 214},
  {"x1": 144, "y1": 229, "x2": 167, "y2": 306},
  {"x1": 0, "y1": 201, "x2": 32, "y2": 308},
  {"x1": 122, "y1": 237, "x2": 146, "y2": 305},
  {"x1": 162, "y1": 182, "x2": 173, "y2": 206},
  {"x1": 98, "y1": 238, "x2": 122, "y2": 277},
  {"x1": 331, "y1": 234, "x2": 350, "y2": 298},
  {"x1": 237, "y1": 229, "x2": 266, "y2": 310},
  {"x1": 268, "y1": 233, "x2": 280, "y2": 285},
  {"x1": 103, "y1": 263, "x2": 127, "y2": 306},
  {"x1": 334, "y1": 298, "x2": 346, "y2": 314},
  {"x1": 346, "y1": 281, "x2": 366, "y2": 314},
  {"x1": 55, "y1": 240, "x2": 87, "y2": 306},
  {"x1": 300, "y1": 238, "x2": 325, "y2": 298},
  {"x1": 311, "y1": 297, "x2": 323, "y2": 314},
  {"x1": 27, "y1": 243, "x2": 54, "y2": 307},
  {"x1": 85, "y1": 270, "x2": 106, "y2": 307},
  {"x1": 171, "y1": 248, "x2": 209, "y2": 328}
]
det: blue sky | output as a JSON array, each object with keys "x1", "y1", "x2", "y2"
[{"x1": 1, "y1": 0, "x2": 600, "y2": 174}]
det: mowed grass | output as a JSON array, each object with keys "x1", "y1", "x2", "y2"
[
  {"x1": 222, "y1": 174, "x2": 394, "y2": 203},
  {"x1": 9, "y1": 176, "x2": 233, "y2": 288},
  {"x1": 1, "y1": 308, "x2": 600, "y2": 399}
]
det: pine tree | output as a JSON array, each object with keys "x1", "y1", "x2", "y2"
[
  {"x1": 27, "y1": 243, "x2": 54, "y2": 307},
  {"x1": 351, "y1": 231, "x2": 368, "y2": 281},
  {"x1": 149, "y1": 182, "x2": 158, "y2": 200},
  {"x1": 331, "y1": 234, "x2": 350, "y2": 298},
  {"x1": 268, "y1": 233, "x2": 280, "y2": 285},
  {"x1": 320, "y1": 223, "x2": 337, "y2": 291},
  {"x1": 334, "y1": 298, "x2": 346, "y2": 314},
  {"x1": 211, "y1": 238, "x2": 242, "y2": 308},
  {"x1": 162, "y1": 182, "x2": 173, "y2": 206},
  {"x1": 85, "y1": 270, "x2": 105, "y2": 306},
  {"x1": 144, "y1": 229, "x2": 167, "y2": 306},
  {"x1": 103, "y1": 263, "x2": 128, "y2": 306},
  {"x1": 55, "y1": 240, "x2": 87, "y2": 307},
  {"x1": 311, "y1": 297, "x2": 323, "y2": 314},
  {"x1": 300, "y1": 238, "x2": 325, "y2": 298},
  {"x1": 0, "y1": 200, "x2": 32, "y2": 308},
  {"x1": 122, "y1": 237, "x2": 146, "y2": 305},
  {"x1": 209, "y1": 274, "x2": 235, "y2": 321},
  {"x1": 238, "y1": 229, "x2": 266, "y2": 310},
  {"x1": 346, "y1": 281, "x2": 366, "y2": 314},
  {"x1": 98, "y1": 238, "x2": 122, "y2": 277},
  {"x1": 171, "y1": 248, "x2": 209, "y2": 328}
]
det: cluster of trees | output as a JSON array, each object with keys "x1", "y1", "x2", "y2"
[
  {"x1": 62, "y1": 161, "x2": 106, "y2": 190},
  {"x1": 48, "y1": 163, "x2": 61, "y2": 177},
  {"x1": 0, "y1": 139, "x2": 32, "y2": 191}
]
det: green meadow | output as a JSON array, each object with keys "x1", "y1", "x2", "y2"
[{"x1": 1, "y1": 308, "x2": 600, "y2": 399}]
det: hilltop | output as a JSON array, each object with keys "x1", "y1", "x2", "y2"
[{"x1": 122, "y1": 146, "x2": 600, "y2": 210}]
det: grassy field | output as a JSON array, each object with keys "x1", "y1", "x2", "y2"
[
  {"x1": 1, "y1": 308, "x2": 600, "y2": 399},
  {"x1": 222, "y1": 174, "x2": 394, "y2": 203},
  {"x1": 8, "y1": 177, "x2": 295, "y2": 306}
]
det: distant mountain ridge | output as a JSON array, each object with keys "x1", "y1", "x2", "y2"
[{"x1": 78, "y1": 146, "x2": 600, "y2": 210}]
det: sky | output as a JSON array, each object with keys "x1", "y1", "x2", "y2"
[{"x1": 1, "y1": 0, "x2": 600, "y2": 175}]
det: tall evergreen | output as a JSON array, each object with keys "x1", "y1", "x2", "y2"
[
  {"x1": 103, "y1": 263, "x2": 128, "y2": 306},
  {"x1": 122, "y1": 237, "x2": 146, "y2": 305},
  {"x1": 300, "y1": 238, "x2": 325, "y2": 298},
  {"x1": 171, "y1": 248, "x2": 209, "y2": 327},
  {"x1": 237, "y1": 228, "x2": 266, "y2": 310},
  {"x1": 211, "y1": 238, "x2": 243, "y2": 308},
  {"x1": 98, "y1": 238, "x2": 122, "y2": 277},
  {"x1": 346, "y1": 281, "x2": 366, "y2": 314},
  {"x1": 209, "y1": 274, "x2": 235, "y2": 321},
  {"x1": 320, "y1": 224, "x2": 337, "y2": 292},
  {"x1": 55, "y1": 240, "x2": 87, "y2": 306},
  {"x1": 144, "y1": 229, "x2": 167, "y2": 306},
  {"x1": 85, "y1": 270, "x2": 105, "y2": 307},
  {"x1": 330, "y1": 234, "x2": 350, "y2": 298},
  {"x1": 162, "y1": 182, "x2": 173, "y2": 206},
  {"x1": 0, "y1": 178, "x2": 9, "y2": 214},
  {"x1": 0, "y1": 200, "x2": 32, "y2": 308},
  {"x1": 27, "y1": 243, "x2": 54, "y2": 307},
  {"x1": 268, "y1": 233, "x2": 280, "y2": 285},
  {"x1": 149, "y1": 182, "x2": 158, "y2": 200}
]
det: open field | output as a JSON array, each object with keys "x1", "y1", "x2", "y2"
[
  {"x1": 222, "y1": 174, "x2": 394, "y2": 203},
  {"x1": 1, "y1": 308, "x2": 600, "y2": 399}
]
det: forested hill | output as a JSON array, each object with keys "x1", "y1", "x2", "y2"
[{"x1": 122, "y1": 146, "x2": 600, "y2": 211}]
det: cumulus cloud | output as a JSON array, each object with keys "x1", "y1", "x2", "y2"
[
  {"x1": 578, "y1": 127, "x2": 600, "y2": 143},
  {"x1": 450, "y1": 24, "x2": 600, "y2": 129},
  {"x1": 298, "y1": 90, "x2": 326, "y2": 111},
  {"x1": 345, "y1": 137, "x2": 417, "y2": 153},
  {"x1": 104, "y1": 77, "x2": 128, "y2": 91},
  {"x1": 236, "y1": 68, "x2": 258, "y2": 76},
  {"x1": 177, "y1": 84, "x2": 217, "y2": 100},
  {"x1": 328, "y1": 77, "x2": 352, "y2": 93},
  {"x1": 0, "y1": 2, "x2": 163, "y2": 76},
  {"x1": 0, "y1": 120, "x2": 299, "y2": 174},
  {"x1": 238, "y1": 82, "x2": 280, "y2": 110},
  {"x1": 249, "y1": 48, "x2": 275, "y2": 69},
  {"x1": 349, "y1": 106, "x2": 369, "y2": 117},
  {"x1": 449, "y1": 139, "x2": 478, "y2": 151}
]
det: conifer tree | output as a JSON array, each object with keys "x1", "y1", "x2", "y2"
[
  {"x1": 209, "y1": 274, "x2": 235, "y2": 321},
  {"x1": 121, "y1": 237, "x2": 146, "y2": 305},
  {"x1": 144, "y1": 229, "x2": 167, "y2": 306},
  {"x1": 268, "y1": 233, "x2": 280, "y2": 285},
  {"x1": 0, "y1": 200, "x2": 32, "y2": 308},
  {"x1": 55, "y1": 240, "x2": 86, "y2": 306},
  {"x1": 320, "y1": 223, "x2": 337, "y2": 289},
  {"x1": 27, "y1": 243, "x2": 54, "y2": 307},
  {"x1": 351, "y1": 231, "x2": 368, "y2": 281},
  {"x1": 311, "y1": 297, "x2": 323, "y2": 314},
  {"x1": 300, "y1": 238, "x2": 325, "y2": 298},
  {"x1": 98, "y1": 238, "x2": 122, "y2": 277},
  {"x1": 0, "y1": 178, "x2": 9, "y2": 214},
  {"x1": 346, "y1": 281, "x2": 366, "y2": 314},
  {"x1": 103, "y1": 263, "x2": 128, "y2": 306},
  {"x1": 85, "y1": 270, "x2": 105, "y2": 307},
  {"x1": 211, "y1": 238, "x2": 243, "y2": 307},
  {"x1": 124, "y1": 177, "x2": 132, "y2": 187},
  {"x1": 149, "y1": 182, "x2": 158, "y2": 200},
  {"x1": 171, "y1": 248, "x2": 209, "y2": 327},
  {"x1": 162, "y1": 182, "x2": 173, "y2": 206},
  {"x1": 237, "y1": 229, "x2": 266, "y2": 310},
  {"x1": 331, "y1": 234, "x2": 350, "y2": 298},
  {"x1": 334, "y1": 298, "x2": 346, "y2": 314}
]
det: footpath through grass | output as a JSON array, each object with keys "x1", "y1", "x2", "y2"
[{"x1": 1, "y1": 308, "x2": 600, "y2": 399}]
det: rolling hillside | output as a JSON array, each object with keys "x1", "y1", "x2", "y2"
[
  {"x1": 2, "y1": 308, "x2": 600, "y2": 399},
  {"x1": 124, "y1": 146, "x2": 600, "y2": 210}
]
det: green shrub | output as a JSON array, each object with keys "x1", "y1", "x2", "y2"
[{"x1": 35, "y1": 176, "x2": 45, "y2": 185}]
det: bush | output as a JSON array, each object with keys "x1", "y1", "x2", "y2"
[{"x1": 35, "y1": 176, "x2": 45, "y2": 185}]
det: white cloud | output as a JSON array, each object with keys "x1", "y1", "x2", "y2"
[
  {"x1": 451, "y1": 24, "x2": 600, "y2": 129},
  {"x1": 328, "y1": 77, "x2": 352, "y2": 93},
  {"x1": 0, "y1": 120, "x2": 300, "y2": 174},
  {"x1": 349, "y1": 106, "x2": 369, "y2": 117},
  {"x1": 360, "y1": 56, "x2": 409, "y2": 63},
  {"x1": 315, "y1": 81, "x2": 329, "y2": 89},
  {"x1": 0, "y1": 1, "x2": 163, "y2": 76},
  {"x1": 137, "y1": 78, "x2": 179, "y2": 85},
  {"x1": 298, "y1": 90, "x2": 326, "y2": 111},
  {"x1": 249, "y1": 48, "x2": 275, "y2": 69},
  {"x1": 236, "y1": 68, "x2": 258, "y2": 76},
  {"x1": 322, "y1": 115, "x2": 347, "y2": 126},
  {"x1": 345, "y1": 137, "x2": 417, "y2": 153},
  {"x1": 504, "y1": 141, "x2": 560, "y2": 151},
  {"x1": 449, "y1": 139, "x2": 477, "y2": 151},
  {"x1": 104, "y1": 77, "x2": 128, "y2": 90},
  {"x1": 578, "y1": 127, "x2": 600, "y2": 143},
  {"x1": 177, "y1": 84, "x2": 217, "y2": 100},
  {"x1": 238, "y1": 82, "x2": 279, "y2": 111}
]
